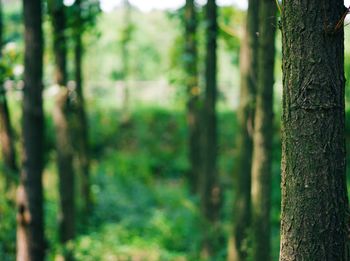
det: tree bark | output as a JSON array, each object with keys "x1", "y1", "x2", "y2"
[
  {"x1": 250, "y1": 0, "x2": 276, "y2": 260},
  {"x1": 74, "y1": 0, "x2": 92, "y2": 218},
  {"x1": 50, "y1": 0, "x2": 76, "y2": 255},
  {"x1": 280, "y1": 1, "x2": 349, "y2": 260},
  {"x1": 184, "y1": 0, "x2": 201, "y2": 194},
  {"x1": 17, "y1": 0, "x2": 45, "y2": 260},
  {"x1": 229, "y1": 0, "x2": 259, "y2": 260},
  {"x1": 0, "y1": 0, "x2": 18, "y2": 189},
  {"x1": 200, "y1": 0, "x2": 221, "y2": 258}
]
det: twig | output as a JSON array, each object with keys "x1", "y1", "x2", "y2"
[
  {"x1": 219, "y1": 23, "x2": 238, "y2": 38},
  {"x1": 275, "y1": 0, "x2": 282, "y2": 14},
  {"x1": 335, "y1": 5, "x2": 350, "y2": 31}
]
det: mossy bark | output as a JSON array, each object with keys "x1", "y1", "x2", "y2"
[
  {"x1": 229, "y1": 0, "x2": 259, "y2": 260},
  {"x1": 17, "y1": 0, "x2": 45, "y2": 260},
  {"x1": 280, "y1": 1, "x2": 349, "y2": 260},
  {"x1": 250, "y1": 0, "x2": 276, "y2": 260},
  {"x1": 184, "y1": 0, "x2": 201, "y2": 194}
]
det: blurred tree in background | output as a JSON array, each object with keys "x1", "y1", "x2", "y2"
[
  {"x1": 229, "y1": 0, "x2": 258, "y2": 260},
  {"x1": 199, "y1": 0, "x2": 222, "y2": 258},
  {"x1": 250, "y1": 0, "x2": 276, "y2": 260},
  {"x1": 48, "y1": 0, "x2": 76, "y2": 259},
  {"x1": 17, "y1": 0, "x2": 45, "y2": 260},
  {"x1": 184, "y1": 0, "x2": 201, "y2": 194},
  {"x1": 0, "y1": 0, "x2": 17, "y2": 192}
]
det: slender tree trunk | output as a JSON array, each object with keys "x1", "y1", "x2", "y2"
[
  {"x1": 184, "y1": 0, "x2": 201, "y2": 194},
  {"x1": 74, "y1": 0, "x2": 92, "y2": 218},
  {"x1": 229, "y1": 0, "x2": 259, "y2": 260},
  {"x1": 250, "y1": 1, "x2": 276, "y2": 260},
  {"x1": 50, "y1": 1, "x2": 75, "y2": 256},
  {"x1": 200, "y1": 0, "x2": 220, "y2": 257},
  {"x1": 121, "y1": 0, "x2": 132, "y2": 114},
  {"x1": 17, "y1": 0, "x2": 45, "y2": 260},
  {"x1": 280, "y1": 1, "x2": 349, "y2": 260},
  {"x1": 0, "y1": 89, "x2": 17, "y2": 186},
  {"x1": 0, "y1": 0, "x2": 17, "y2": 189}
]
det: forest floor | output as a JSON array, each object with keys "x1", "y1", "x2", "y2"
[{"x1": 1, "y1": 106, "x2": 282, "y2": 261}]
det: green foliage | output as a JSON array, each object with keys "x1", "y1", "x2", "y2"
[
  {"x1": 218, "y1": 6, "x2": 243, "y2": 58},
  {"x1": 65, "y1": 0, "x2": 101, "y2": 34},
  {"x1": 72, "y1": 147, "x2": 202, "y2": 260},
  {"x1": 0, "y1": 193, "x2": 16, "y2": 261},
  {"x1": 3, "y1": 1, "x2": 23, "y2": 45},
  {"x1": 345, "y1": 53, "x2": 350, "y2": 106},
  {"x1": 85, "y1": 8, "x2": 178, "y2": 83},
  {"x1": 0, "y1": 42, "x2": 22, "y2": 82},
  {"x1": 3, "y1": 1, "x2": 350, "y2": 260},
  {"x1": 89, "y1": 107, "x2": 189, "y2": 179},
  {"x1": 167, "y1": 5, "x2": 244, "y2": 107},
  {"x1": 3, "y1": 98, "x2": 350, "y2": 260}
]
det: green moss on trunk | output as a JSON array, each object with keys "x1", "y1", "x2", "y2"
[{"x1": 280, "y1": 1, "x2": 349, "y2": 260}]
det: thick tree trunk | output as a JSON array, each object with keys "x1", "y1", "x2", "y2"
[
  {"x1": 250, "y1": 1, "x2": 276, "y2": 260},
  {"x1": 17, "y1": 0, "x2": 45, "y2": 260},
  {"x1": 200, "y1": 0, "x2": 220, "y2": 258},
  {"x1": 229, "y1": 0, "x2": 259, "y2": 260},
  {"x1": 74, "y1": 0, "x2": 92, "y2": 218},
  {"x1": 280, "y1": 1, "x2": 349, "y2": 260},
  {"x1": 0, "y1": 0, "x2": 17, "y2": 189},
  {"x1": 184, "y1": 0, "x2": 201, "y2": 194},
  {"x1": 50, "y1": 1, "x2": 75, "y2": 255}
]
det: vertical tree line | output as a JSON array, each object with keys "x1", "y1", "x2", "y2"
[
  {"x1": 251, "y1": 0, "x2": 276, "y2": 260},
  {"x1": 17, "y1": 0, "x2": 45, "y2": 260},
  {"x1": 229, "y1": 1, "x2": 278, "y2": 260},
  {"x1": 73, "y1": 0, "x2": 92, "y2": 218},
  {"x1": 184, "y1": 0, "x2": 201, "y2": 194},
  {"x1": 121, "y1": 0, "x2": 132, "y2": 113},
  {"x1": 200, "y1": 0, "x2": 221, "y2": 257},
  {"x1": 229, "y1": 0, "x2": 259, "y2": 260},
  {"x1": 49, "y1": 0, "x2": 76, "y2": 258}
]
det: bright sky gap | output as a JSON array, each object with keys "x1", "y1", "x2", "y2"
[
  {"x1": 64, "y1": 0, "x2": 350, "y2": 13},
  {"x1": 64, "y1": 0, "x2": 249, "y2": 12}
]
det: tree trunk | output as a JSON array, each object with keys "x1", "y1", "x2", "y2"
[
  {"x1": 50, "y1": 1, "x2": 75, "y2": 256},
  {"x1": 229, "y1": 0, "x2": 259, "y2": 260},
  {"x1": 250, "y1": 0, "x2": 276, "y2": 260},
  {"x1": 74, "y1": 0, "x2": 92, "y2": 218},
  {"x1": 184, "y1": 0, "x2": 201, "y2": 194},
  {"x1": 17, "y1": 0, "x2": 45, "y2": 260},
  {"x1": 0, "y1": 89, "x2": 17, "y2": 187},
  {"x1": 280, "y1": 1, "x2": 349, "y2": 260},
  {"x1": 0, "y1": 0, "x2": 18, "y2": 189},
  {"x1": 121, "y1": 0, "x2": 132, "y2": 114},
  {"x1": 200, "y1": 0, "x2": 220, "y2": 258}
]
